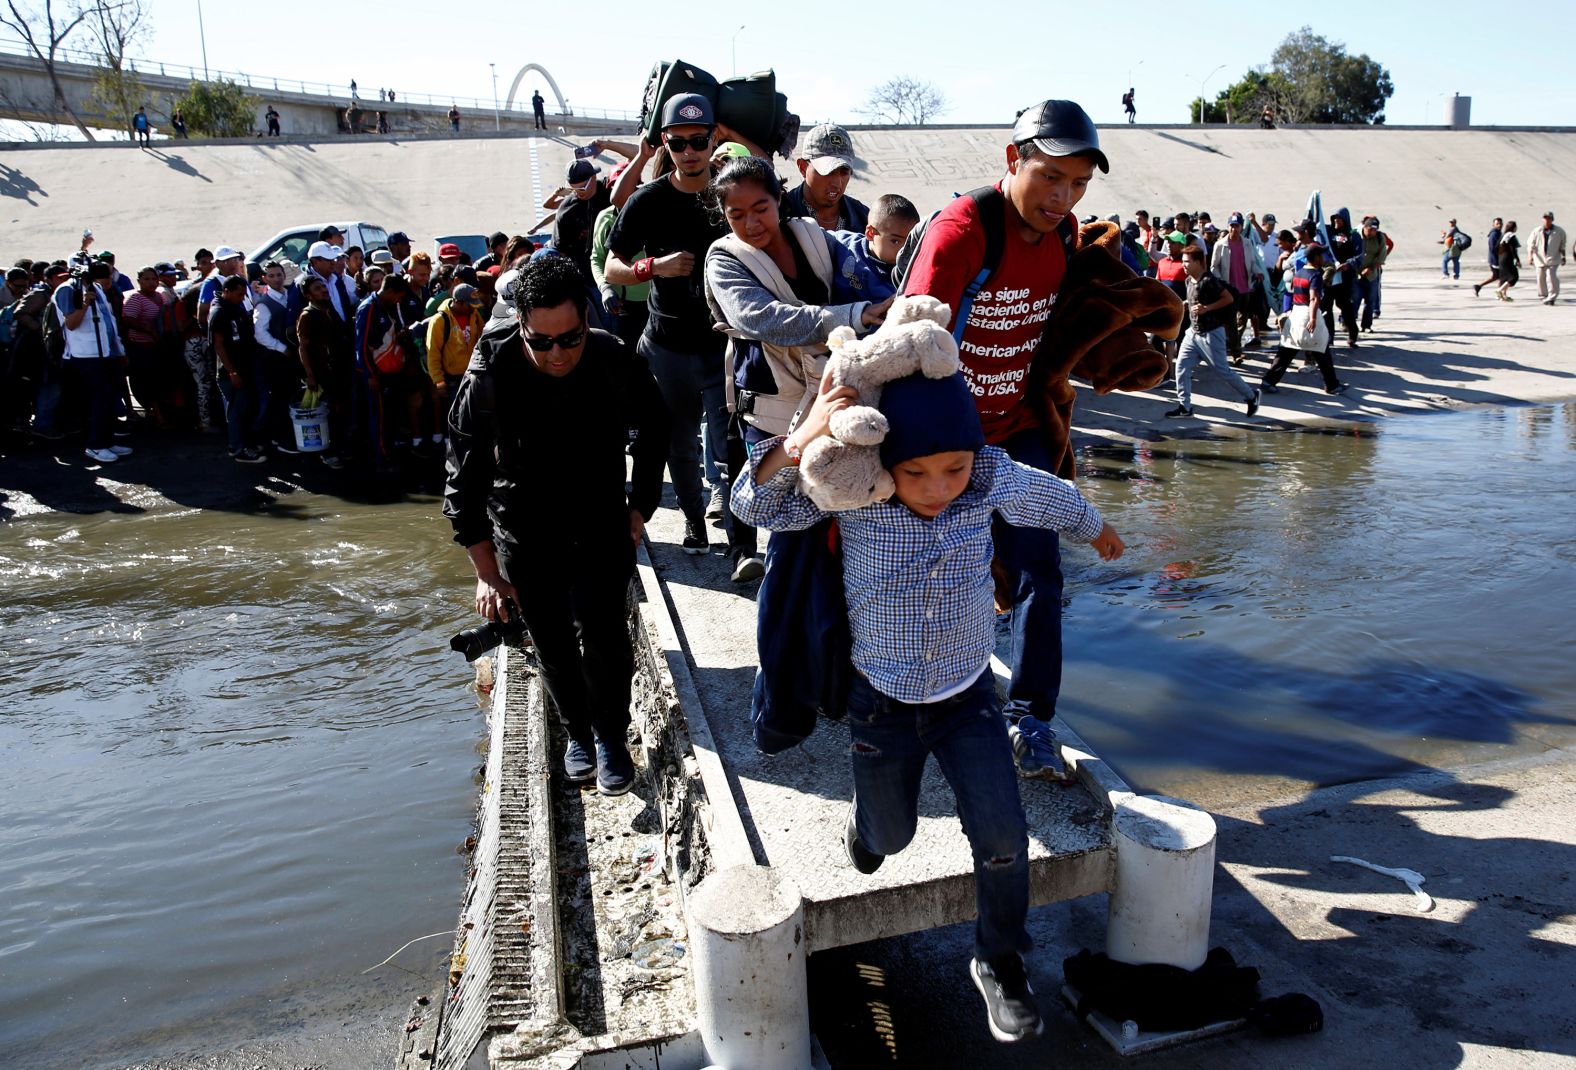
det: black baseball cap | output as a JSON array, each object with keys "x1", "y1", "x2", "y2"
[
  {"x1": 318, "y1": 225, "x2": 344, "y2": 240},
  {"x1": 387, "y1": 231, "x2": 411, "y2": 245},
  {"x1": 566, "y1": 159, "x2": 597, "y2": 184},
  {"x1": 1011, "y1": 99, "x2": 1108, "y2": 173}
]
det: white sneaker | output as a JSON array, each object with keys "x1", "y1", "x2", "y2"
[
  {"x1": 108, "y1": 444, "x2": 133, "y2": 457},
  {"x1": 84, "y1": 447, "x2": 118, "y2": 463}
]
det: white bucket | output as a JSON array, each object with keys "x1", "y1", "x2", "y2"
[{"x1": 290, "y1": 403, "x2": 331, "y2": 453}]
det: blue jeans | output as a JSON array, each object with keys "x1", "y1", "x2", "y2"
[
  {"x1": 997, "y1": 428, "x2": 1065, "y2": 721},
  {"x1": 847, "y1": 670, "x2": 1031, "y2": 962},
  {"x1": 640, "y1": 333, "x2": 754, "y2": 554},
  {"x1": 1442, "y1": 249, "x2": 1460, "y2": 278},
  {"x1": 1354, "y1": 276, "x2": 1378, "y2": 330},
  {"x1": 1176, "y1": 326, "x2": 1255, "y2": 410},
  {"x1": 217, "y1": 357, "x2": 267, "y2": 452}
]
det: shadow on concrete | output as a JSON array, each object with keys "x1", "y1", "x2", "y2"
[
  {"x1": 1152, "y1": 130, "x2": 1232, "y2": 157},
  {"x1": 143, "y1": 146, "x2": 213, "y2": 182},
  {"x1": 1074, "y1": 336, "x2": 1574, "y2": 436},
  {"x1": 0, "y1": 160, "x2": 46, "y2": 203}
]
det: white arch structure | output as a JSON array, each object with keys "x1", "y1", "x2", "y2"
[{"x1": 504, "y1": 63, "x2": 570, "y2": 116}]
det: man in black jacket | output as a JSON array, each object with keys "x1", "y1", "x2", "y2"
[{"x1": 443, "y1": 257, "x2": 671, "y2": 794}]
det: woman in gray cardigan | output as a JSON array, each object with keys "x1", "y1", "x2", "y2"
[{"x1": 704, "y1": 156, "x2": 892, "y2": 446}]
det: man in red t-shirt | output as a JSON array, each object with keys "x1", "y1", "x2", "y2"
[{"x1": 902, "y1": 98, "x2": 1107, "y2": 761}]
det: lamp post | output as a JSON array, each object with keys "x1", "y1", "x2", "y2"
[
  {"x1": 731, "y1": 24, "x2": 746, "y2": 76},
  {"x1": 196, "y1": 0, "x2": 209, "y2": 80},
  {"x1": 489, "y1": 63, "x2": 500, "y2": 131},
  {"x1": 1196, "y1": 63, "x2": 1225, "y2": 124}
]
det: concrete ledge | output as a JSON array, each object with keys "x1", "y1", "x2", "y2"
[{"x1": 437, "y1": 644, "x2": 571, "y2": 1068}]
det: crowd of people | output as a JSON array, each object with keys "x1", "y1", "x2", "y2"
[
  {"x1": 9, "y1": 87, "x2": 1536, "y2": 1046},
  {"x1": 0, "y1": 225, "x2": 527, "y2": 470},
  {"x1": 433, "y1": 91, "x2": 1424, "y2": 1045},
  {"x1": 1129, "y1": 205, "x2": 1390, "y2": 414},
  {"x1": 1443, "y1": 212, "x2": 1568, "y2": 304}
]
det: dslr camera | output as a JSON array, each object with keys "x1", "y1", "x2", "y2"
[{"x1": 449, "y1": 603, "x2": 528, "y2": 662}]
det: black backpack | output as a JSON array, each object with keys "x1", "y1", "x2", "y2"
[
  {"x1": 41, "y1": 295, "x2": 66, "y2": 365},
  {"x1": 893, "y1": 186, "x2": 1006, "y2": 343}
]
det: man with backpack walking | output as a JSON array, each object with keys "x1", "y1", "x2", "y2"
[
  {"x1": 1440, "y1": 218, "x2": 1469, "y2": 280},
  {"x1": 898, "y1": 98, "x2": 1106, "y2": 777}
]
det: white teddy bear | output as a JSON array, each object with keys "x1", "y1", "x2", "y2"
[{"x1": 796, "y1": 294, "x2": 961, "y2": 512}]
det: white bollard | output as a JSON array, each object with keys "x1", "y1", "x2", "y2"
[
  {"x1": 1106, "y1": 794, "x2": 1217, "y2": 970},
  {"x1": 687, "y1": 864, "x2": 810, "y2": 1070}
]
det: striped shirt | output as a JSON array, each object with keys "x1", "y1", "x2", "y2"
[{"x1": 733, "y1": 439, "x2": 1104, "y2": 703}]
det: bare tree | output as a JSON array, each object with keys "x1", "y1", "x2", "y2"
[
  {"x1": 859, "y1": 76, "x2": 948, "y2": 125},
  {"x1": 0, "y1": 0, "x2": 95, "y2": 139},
  {"x1": 84, "y1": 0, "x2": 147, "y2": 136}
]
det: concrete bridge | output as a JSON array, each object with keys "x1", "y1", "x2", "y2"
[{"x1": 0, "y1": 42, "x2": 635, "y2": 138}]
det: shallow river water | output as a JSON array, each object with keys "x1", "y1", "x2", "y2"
[{"x1": 2, "y1": 402, "x2": 1574, "y2": 1067}]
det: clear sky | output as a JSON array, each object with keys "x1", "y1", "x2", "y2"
[{"x1": 15, "y1": 0, "x2": 1576, "y2": 128}]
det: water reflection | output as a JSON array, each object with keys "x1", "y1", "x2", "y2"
[
  {"x1": 0, "y1": 498, "x2": 481, "y2": 1070},
  {"x1": 1055, "y1": 403, "x2": 1576, "y2": 805}
]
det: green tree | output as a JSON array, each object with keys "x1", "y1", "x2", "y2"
[
  {"x1": 1200, "y1": 27, "x2": 1393, "y2": 125},
  {"x1": 173, "y1": 78, "x2": 259, "y2": 138}
]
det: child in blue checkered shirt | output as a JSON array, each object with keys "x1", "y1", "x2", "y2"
[{"x1": 734, "y1": 369, "x2": 1123, "y2": 1043}]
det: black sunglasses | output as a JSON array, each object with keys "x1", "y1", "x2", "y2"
[
  {"x1": 525, "y1": 326, "x2": 586, "y2": 352},
  {"x1": 664, "y1": 132, "x2": 712, "y2": 152}
]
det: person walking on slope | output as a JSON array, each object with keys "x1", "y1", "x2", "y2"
[
  {"x1": 1527, "y1": 211, "x2": 1567, "y2": 305},
  {"x1": 1122, "y1": 88, "x2": 1136, "y2": 123},
  {"x1": 1495, "y1": 222, "x2": 1521, "y2": 301},
  {"x1": 1439, "y1": 218, "x2": 1468, "y2": 280},
  {"x1": 1166, "y1": 246, "x2": 1261, "y2": 419},
  {"x1": 1473, "y1": 217, "x2": 1503, "y2": 298}
]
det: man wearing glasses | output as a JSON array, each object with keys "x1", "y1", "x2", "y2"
[
  {"x1": 444, "y1": 256, "x2": 671, "y2": 795},
  {"x1": 551, "y1": 158, "x2": 612, "y2": 283},
  {"x1": 607, "y1": 93, "x2": 754, "y2": 572}
]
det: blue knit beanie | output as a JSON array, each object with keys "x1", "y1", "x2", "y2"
[{"x1": 878, "y1": 372, "x2": 985, "y2": 469}]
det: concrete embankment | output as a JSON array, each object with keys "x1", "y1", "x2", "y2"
[{"x1": 5, "y1": 124, "x2": 1576, "y2": 271}]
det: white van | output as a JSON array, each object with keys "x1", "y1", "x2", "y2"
[{"x1": 247, "y1": 222, "x2": 390, "y2": 273}]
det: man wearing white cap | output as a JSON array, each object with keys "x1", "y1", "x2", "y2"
[
  {"x1": 198, "y1": 245, "x2": 247, "y2": 326},
  {"x1": 287, "y1": 241, "x2": 357, "y2": 337},
  {"x1": 783, "y1": 123, "x2": 869, "y2": 232}
]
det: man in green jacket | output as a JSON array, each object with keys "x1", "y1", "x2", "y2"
[{"x1": 1357, "y1": 217, "x2": 1389, "y2": 332}]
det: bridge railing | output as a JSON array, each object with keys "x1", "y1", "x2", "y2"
[{"x1": 0, "y1": 36, "x2": 639, "y2": 121}]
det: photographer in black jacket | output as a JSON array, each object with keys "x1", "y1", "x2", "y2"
[{"x1": 443, "y1": 256, "x2": 671, "y2": 795}]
